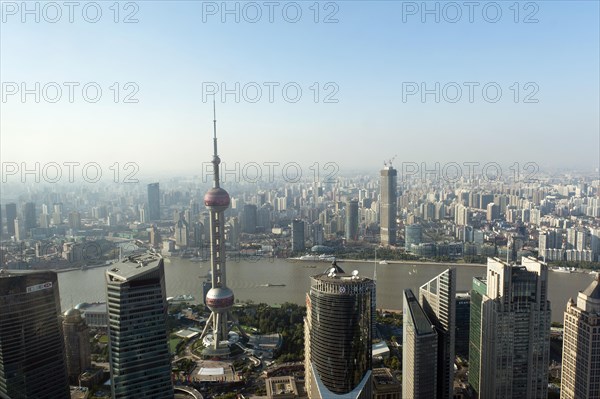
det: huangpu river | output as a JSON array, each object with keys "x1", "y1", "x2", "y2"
[{"x1": 56, "y1": 257, "x2": 596, "y2": 323}]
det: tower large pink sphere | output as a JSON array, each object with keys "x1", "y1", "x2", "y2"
[
  {"x1": 205, "y1": 287, "x2": 234, "y2": 311},
  {"x1": 204, "y1": 187, "x2": 230, "y2": 210}
]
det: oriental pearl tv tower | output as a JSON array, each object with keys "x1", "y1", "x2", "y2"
[{"x1": 199, "y1": 103, "x2": 237, "y2": 357}]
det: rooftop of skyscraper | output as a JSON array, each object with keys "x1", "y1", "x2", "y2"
[
  {"x1": 312, "y1": 260, "x2": 372, "y2": 283},
  {"x1": 582, "y1": 274, "x2": 600, "y2": 299},
  {"x1": 404, "y1": 289, "x2": 435, "y2": 336},
  {"x1": 106, "y1": 251, "x2": 163, "y2": 281}
]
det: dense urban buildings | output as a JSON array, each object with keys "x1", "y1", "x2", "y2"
[
  {"x1": 419, "y1": 268, "x2": 456, "y2": 399},
  {"x1": 471, "y1": 257, "x2": 551, "y2": 399},
  {"x1": 0, "y1": 153, "x2": 599, "y2": 397},
  {"x1": 105, "y1": 252, "x2": 173, "y2": 398},
  {"x1": 402, "y1": 288, "x2": 437, "y2": 399},
  {"x1": 561, "y1": 275, "x2": 600, "y2": 399},
  {"x1": 379, "y1": 165, "x2": 397, "y2": 246},
  {"x1": 305, "y1": 261, "x2": 374, "y2": 399},
  {"x1": 0, "y1": 270, "x2": 70, "y2": 399}
]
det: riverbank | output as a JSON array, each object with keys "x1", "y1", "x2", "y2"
[{"x1": 290, "y1": 257, "x2": 487, "y2": 267}]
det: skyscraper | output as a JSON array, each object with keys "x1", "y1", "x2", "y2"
[
  {"x1": 68, "y1": 211, "x2": 82, "y2": 230},
  {"x1": 105, "y1": 252, "x2": 173, "y2": 398},
  {"x1": 174, "y1": 211, "x2": 189, "y2": 248},
  {"x1": 405, "y1": 224, "x2": 422, "y2": 251},
  {"x1": 567, "y1": 227, "x2": 577, "y2": 250},
  {"x1": 419, "y1": 268, "x2": 456, "y2": 399},
  {"x1": 292, "y1": 219, "x2": 305, "y2": 252},
  {"x1": 345, "y1": 199, "x2": 359, "y2": 241},
  {"x1": 0, "y1": 270, "x2": 70, "y2": 399},
  {"x1": 23, "y1": 202, "x2": 36, "y2": 232},
  {"x1": 199, "y1": 106, "x2": 236, "y2": 357},
  {"x1": 305, "y1": 261, "x2": 374, "y2": 399},
  {"x1": 147, "y1": 183, "x2": 161, "y2": 221},
  {"x1": 468, "y1": 276, "x2": 487, "y2": 394},
  {"x1": 5, "y1": 203, "x2": 17, "y2": 237},
  {"x1": 560, "y1": 275, "x2": 600, "y2": 399},
  {"x1": 455, "y1": 292, "x2": 471, "y2": 360},
  {"x1": 472, "y1": 257, "x2": 551, "y2": 399},
  {"x1": 402, "y1": 289, "x2": 438, "y2": 399},
  {"x1": 380, "y1": 165, "x2": 397, "y2": 246},
  {"x1": 242, "y1": 204, "x2": 257, "y2": 234},
  {"x1": 62, "y1": 308, "x2": 91, "y2": 383}
]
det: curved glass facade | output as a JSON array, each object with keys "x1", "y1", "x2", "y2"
[{"x1": 309, "y1": 273, "x2": 374, "y2": 394}]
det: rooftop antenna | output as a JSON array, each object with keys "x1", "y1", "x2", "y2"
[
  {"x1": 506, "y1": 235, "x2": 511, "y2": 264},
  {"x1": 374, "y1": 248, "x2": 377, "y2": 282},
  {"x1": 212, "y1": 96, "x2": 221, "y2": 189}
]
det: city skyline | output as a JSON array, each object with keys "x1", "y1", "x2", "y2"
[{"x1": 0, "y1": 1, "x2": 599, "y2": 397}]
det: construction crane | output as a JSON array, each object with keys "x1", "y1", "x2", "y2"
[{"x1": 383, "y1": 155, "x2": 397, "y2": 167}]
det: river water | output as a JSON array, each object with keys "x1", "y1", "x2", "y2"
[{"x1": 57, "y1": 257, "x2": 596, "y2": 323}]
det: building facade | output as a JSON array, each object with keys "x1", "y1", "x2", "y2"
[
  {"x1": 419, "y1": 268, "x2": 456, "y2": 399},
  {"x1": 5, "y1": 203, "x2": 17, "y2": 237},
  {"x1": 105, "y1": 252, "x2": 173, "y2": 398},
  {"x1": 561, "y1": 275, "x2": 600, "y2": 399},
  {"x1": 305, "y1": 262, "x2": 374, "y2": 399},
  {"x1": 402, "y1": 289, "x2": 437, "y2": 399},
  {"x1": 468, "y1": 277, "x2": 487, "y2": 394},
  {"x1": 292, "y1": 219, "x2": 306, "y2": 252},
  {"x1": 345, "y1": 199, "x2": 359, "y2": 241},
  {"x1": 455, "y1": 292, "x2": 471, "y2": 360},
  {"x1": 474, "y1": 257, "x2": 551, "y2": 399},
  {"x1": 0, "y1": 270, "x2": 70, "y2": 399},
  {"x1": 62, "y1": 308, "x2": 91, "y2": 383}
]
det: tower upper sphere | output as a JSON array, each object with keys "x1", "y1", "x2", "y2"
[{"x1": 204, "y1": 187, "x2": 230, "y2": 210}]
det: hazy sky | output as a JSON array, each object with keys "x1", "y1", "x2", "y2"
[{"x1": 1, "y1": 1, "x2": 599, "y2": 180}]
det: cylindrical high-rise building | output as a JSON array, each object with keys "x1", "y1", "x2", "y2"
[{"x1": 305, "y1": 261, "x2": 374, "y2": 399}]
